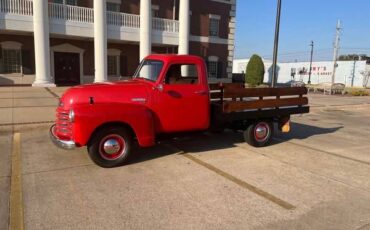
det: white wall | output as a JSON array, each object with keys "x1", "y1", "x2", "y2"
[{"x1": 233, "y1": 59, "x2": 368, "y2": 87}]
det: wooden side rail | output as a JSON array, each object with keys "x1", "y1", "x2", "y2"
[
  {"x1": 209, "y1": 83, "x2": 245, "y2": 90},
  {"x1": 224, "y1": 87, "x2": 308, "y2": 99},
  {"x1": 209, "y1": 84, "x2": 308, "y2": 113},
  {"x1": 223, "y1": 97, "x2": 308, "y2": 113},
  {"x1": 209, "y1": 83, "x2": 245, "y2": 101}
]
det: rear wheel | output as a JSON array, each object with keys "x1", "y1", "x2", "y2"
[
  {"x1": 244, "y1": 121, "x2": 273, "y2": 147},
  {"x1": 87, "y1": 126, "x2": 133, "y2": 168}
]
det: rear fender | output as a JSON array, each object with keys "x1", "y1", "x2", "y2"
[{"x1": 72, "y1": 103, "x2": 155, "y2": 147}]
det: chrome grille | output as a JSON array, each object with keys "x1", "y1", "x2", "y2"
[{"x1": 55, "y1": 108, "x2": 72, "y2": 136}]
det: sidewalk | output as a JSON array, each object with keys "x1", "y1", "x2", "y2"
[
  {"x1": 0, "y1": 87, "x2": 370, "y2": 126},
  {"x1": 308, "y1": 94, "x2": 370, "y2": 110},
  {"x1": 0, "y1": 87, "x2": 67, "y2": 127}
]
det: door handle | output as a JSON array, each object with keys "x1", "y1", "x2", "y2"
[{"x1": 194, "y1": 90, "x2": 207, "y2": 96}]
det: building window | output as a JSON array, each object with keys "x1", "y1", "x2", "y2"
[
  {"x1": 207, "y1": 56, "x2": 219, "y2": 78},
  {"x1": 52, "y1": 0, "x2": 78, "y2": 5},
  {"x1": 209, "y1": 15, "x2": 220, "y2": 37},
  {"x1": 2, "y1": 49, "x2": 22, "y2": 73},
  {"x1": 107, "y1": 2, "x2": 121, "y2": 12},
  {"x1": 66, "y1": 0, "x2": 77, "y2": 5},
  {"x1": 152, "y1": 5, "x2": 160, "y2": 17},
  {"x1": 108, "y1": 55, "x2": 118, "y2": 76},
  {"x1": 208, "y1": 61, "x2": 218, "y2": 78}
]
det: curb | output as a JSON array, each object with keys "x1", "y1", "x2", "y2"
[{"x1": 310, "y1": 103, "x2": 370, "y2": 111}]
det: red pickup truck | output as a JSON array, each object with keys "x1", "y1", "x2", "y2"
[{"x1": 50, "y1": 55, "x2": 309, "y2": 167}]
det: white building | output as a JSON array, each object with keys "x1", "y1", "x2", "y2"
[
  {"x1": 0, "y1": 0, "x2": 236, "y2": 86},
  {"x1": 233, "y1": 58, "x2": 370, "y2": 88}
]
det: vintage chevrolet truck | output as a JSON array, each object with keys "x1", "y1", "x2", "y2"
[{"x1": 50, "y1": 55, "x2": 309, "y2": 167}]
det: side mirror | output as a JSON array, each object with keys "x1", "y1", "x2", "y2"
[{"x1": 154, "y1": 83, "x2": 164, "y2": 92}]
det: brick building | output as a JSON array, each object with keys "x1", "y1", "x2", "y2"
[{"x1": 0, "y1": 0, "x2": 236, "y2": 86}]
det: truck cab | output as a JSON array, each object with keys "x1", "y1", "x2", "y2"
[{"x1": 50, "y1": 55, "x2": 212, "y2": 167}]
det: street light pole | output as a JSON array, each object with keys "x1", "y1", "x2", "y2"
[
  {"x1": 308, "y1": 41, "x2": 314, "y2": 85},
  {"x1": 271, "y1": 0, "x2": 282, "y2": 88}
]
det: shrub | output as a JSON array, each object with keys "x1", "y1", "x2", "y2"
[
  {"x1": 245, "y1": 54, "x2": 265, "y2": 86},
  {"x1": 350, "y1": 90, "x2": 369, "y2": 96}
]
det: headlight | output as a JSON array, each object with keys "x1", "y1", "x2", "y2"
[{"x1": 69, "y1": 109, "x2": 75, "y2": 123}]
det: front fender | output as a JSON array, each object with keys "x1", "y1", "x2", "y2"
[{"x1": 72, "y1": 103, "x2": 155, "y2": 147}]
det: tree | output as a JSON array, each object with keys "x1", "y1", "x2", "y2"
[
  {"x1": 338, "y1": 54, "x2": 369, "y2": 62},
  {"x1": 245, "y1": 54, "x2": 265, "y2": 86}
]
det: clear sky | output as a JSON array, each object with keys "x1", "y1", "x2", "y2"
[{"x1": 234, "y1": 0, "x2": 370, "y2": 62}]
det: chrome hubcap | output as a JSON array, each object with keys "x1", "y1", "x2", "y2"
[
  {"x1": 103, "y1": 139, "x2": 120, "y2": 155},
  {"x1": 254, "y1": 123, "x2": 270, "y2": 142},
  {"x1": 99, "y1": 134, "x2": 126, "y2": 161}
]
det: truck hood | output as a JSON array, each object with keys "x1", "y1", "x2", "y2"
[{"x1": 60, "y1": 80, "x2": 151, "y2": 108}]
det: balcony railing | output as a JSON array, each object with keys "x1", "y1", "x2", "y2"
[
  {"x1": 0, "y1": 0, "x2": 179, "y2": 33},
  {"x1": 153, "y1": 17, "x2": 179, "y2": 33},
  {"x1": 49, "y1": 3, "x2": 94, "y2": 23},
  {"x1": 0, "y1": 0, "x2": 32, "y2": 15},
  {"x1": 107, "y1": 11, "x2": 140, "y2": 28}
]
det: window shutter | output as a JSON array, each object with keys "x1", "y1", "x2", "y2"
[
  {"x1": 217, "y1": 61, "x2": 223, "y2": 79},
  {"x1": 205, "y1": 59, "x2": 210, "y2": 78},
  {"x1": 21, "y1": 50, "x2": 31, "y2": 74},
  {"x1": 120, "y1": 55, "x2": 128, "y2": 77}
]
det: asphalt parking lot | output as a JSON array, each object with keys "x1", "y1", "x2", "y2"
[{"x1": 1, "y1": 87, "x2": 370, "y2": 230}]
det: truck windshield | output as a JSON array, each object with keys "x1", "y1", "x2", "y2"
[{"x1": 133, "y1": 60, "x2": 163, "y2": 82}]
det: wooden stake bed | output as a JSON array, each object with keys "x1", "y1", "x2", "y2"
[{"x1": 209, "y1": 83, "x2": 309, "y2": 120}]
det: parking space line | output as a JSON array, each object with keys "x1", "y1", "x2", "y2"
[
  {"x1": 274, "y1": 138, "x2": 370, "y2": 166},
  {"x1": 174, "y1": 149, "x2": 296, "y2": 210},
  {"x1": 0, "y1": 121, "x2": 54, "y2": 127},
  {"x1": 23, "y1": 164, "x2": 95, "y2": 176},
  {"x1": 9, "y1": 133, "x2": 24, "y2": 230},
  {"x1": 0, "y1": 97, "x2": 56, "y2": 99},
  {"x1": 45, "y1": 88, "x2": 60, "y2": 99},
  {"x1": 0, "y1": 105, "x2": 56, "y2": 109}
]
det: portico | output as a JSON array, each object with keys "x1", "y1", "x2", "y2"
[
  {"x1": 0, "y1": 0, "x2": 235, "y2": 86},
  {"x1": 30, "y1": 0, "x2": 190, "y2": 86}
]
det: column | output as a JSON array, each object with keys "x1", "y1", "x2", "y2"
[
  {"x1": 140, "y1": 0, "x2": 152, "y2": 61},
  {"x1": 178, "y1": 0, "x2": 190, "y2": 55},
  {"x1": 32, "y1": 0, "x2": 55, "y2": 87},
  {"x1": 94, "y1": 0, "x2": 108, "y2": 82}
]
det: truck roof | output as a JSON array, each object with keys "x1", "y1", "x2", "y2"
[{"x1": 145, "y1": 54, "x2": 205, "y2": 63}]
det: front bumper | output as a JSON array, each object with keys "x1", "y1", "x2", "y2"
[{"x1": 49, "y1": 125, "x2": 76, "y2": 150}]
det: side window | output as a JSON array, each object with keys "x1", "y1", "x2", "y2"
[{"x1": 165, "y1": 64, "x2": 199, "y2": 85}]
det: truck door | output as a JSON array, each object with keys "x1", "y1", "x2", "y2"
[{"x1": 153, "y1": 62, "x2": 210, "y2": 133}]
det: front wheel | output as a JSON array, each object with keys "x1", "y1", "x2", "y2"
[
  {"x1": 244, "y1": 121, "x2": 273, "y2": 147},
  {"x1": 87, "y1": 127, "x2": 133, "y2": 168}
]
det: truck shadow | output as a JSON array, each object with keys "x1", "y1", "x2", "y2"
[
  {"x1": 129, "y1": 122, "x2": 343, "y2": 165},
  {"x1": 273, "y1": 122, "x2": 343, "y2": 143}
]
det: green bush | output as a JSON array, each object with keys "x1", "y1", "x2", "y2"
[
  {"x1": 350, "y1": 90, "x2": 369, "y2": 96},
  {"x1": 245, "y1": 54, "x2": 265, "y2": 86}
]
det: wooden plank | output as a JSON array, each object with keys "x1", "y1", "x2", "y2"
[
  {"x1": 210, "y1": 92, "x2": 223, "y2": 99},
  {"x1": 209, "y1": 83, "x2": 245, "y2": 90},
  {"x1": 209, "y1": 83, "x2": 222, "y2": 90},
  {"x1": 221, "y1": 106, "x2": 310, "y2": 121},
  {"x1": 223, "y1": 97, "x2": 308, "y2": 113},
  {"x1": 224, "y1": 87, "x2": 308, "y2": 98}
]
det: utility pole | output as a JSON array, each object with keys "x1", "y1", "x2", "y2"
[
  {"x1": 331, "y1": 20, "x2": 342, "y2": 88},
  {"x1": 271, "y1": 0, "x2": 282, "y2": 88},
  {"x1": 308, "y1": 41, "x2": 314, "y2": 85}
]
